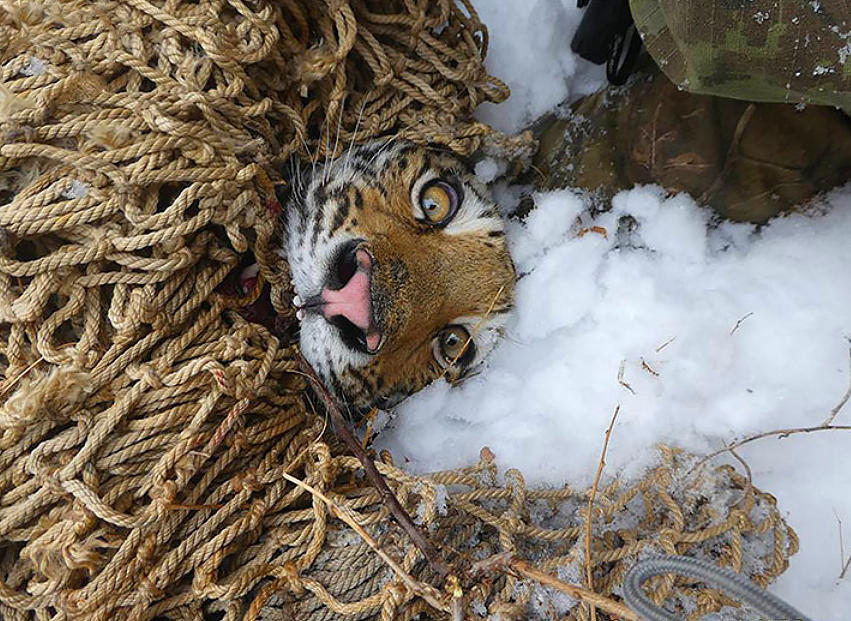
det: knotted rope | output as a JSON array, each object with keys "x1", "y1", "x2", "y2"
[{"x1": 0, "y1": 1, "x2": 794, "y2": 619}]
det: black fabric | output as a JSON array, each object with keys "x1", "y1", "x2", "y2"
[{"x1": 571, "y1": 0, "x2": 641, "y2": 83}]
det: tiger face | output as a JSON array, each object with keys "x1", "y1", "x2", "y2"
[{"x1": 282, "y1": 141, "x2": 515, "y2": 411}]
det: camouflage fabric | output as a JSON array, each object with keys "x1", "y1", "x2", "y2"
[
  {"x1": 528, "y1": 63, "x2": 851, "y2": 222},
  {"x1": 630, "y1": 0, "x2": 851, "y2": 110}
]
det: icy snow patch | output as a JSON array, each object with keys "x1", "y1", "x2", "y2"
[
  {"x1": 21, "y1": 56, "x2": 46, "y2": 77},
  {"x1": 377, "y1": 185, "x2": 851, "y2": 619},
  {"x1": 473, "y1": 0, "x2": 606, "y2": 133},
  {"x1": 62, "y1": 179, "x2": 89, "y2": 199}
]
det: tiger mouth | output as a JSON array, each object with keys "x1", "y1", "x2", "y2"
[{"x1": 300, "y1": 239, "x2": 384, "y2": 355}]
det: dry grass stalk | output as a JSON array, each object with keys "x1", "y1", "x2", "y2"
[
  {"x1": 698, "y1": 342, "x2": 851, "y2": 468},
  {"x1": 296, "y1": 353, "x2": 451, "y2": 578},
  {"x1": 823, "y1": 343, "x2": 851, "y2": 426},
  {"x1": 279, "y1": 471, "x2": 450, "y2": 613},
  {"x1": 471, "y1": 553, "x2": 642, "y2": 621},
  {"x1": 511, "y1": 560, "x2": 642, "y2": 621},
  {"x1": 585, "y1": 405, "x2": 621, "y2": 621},
  {"x1": 729, "y1": 311, "x2": 754, "y2": 335},
  {"x1": 0, "y1": 356, "x2": 43, "y2": 398},
  {"x1": 655, "y1": 336, "x2": 676, "y2": 352},
  {"x1": 837, "y1": 513, "x2": 850, "y2": 580},
  {"x1": 618, "y1": 360, "x2": 636, "y2": 394}
]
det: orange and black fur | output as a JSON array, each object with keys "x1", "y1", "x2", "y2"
[{"x1": 282, "y1": 141, "x2": 516, "y2": 411}]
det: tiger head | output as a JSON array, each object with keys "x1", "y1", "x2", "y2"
[{"x1": 282, "y1": 141, "x2": 515, "y2": 411}]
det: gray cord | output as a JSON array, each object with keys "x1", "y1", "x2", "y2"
[{"x1": 622, "y1": 555, "x2": 814, "y2": 621}]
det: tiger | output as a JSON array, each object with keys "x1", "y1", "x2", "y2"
[{"x1": 280, "y1": 141, "x2": 516, "y2": 411}]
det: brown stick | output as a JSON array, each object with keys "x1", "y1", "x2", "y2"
[
  {"x1": 296, "y1": 353, "x2": 451, "y2": 578},
  {"x1": 512, "y1": 559, "x2": 641, "y2": 620},
  {"x1": 697, "y1": 342, "x2": 851, "y2": 468},
  {"x1": 585, "y1": 405, "x2": 621, "y2": 621},
  {"x1": 729, "y1": 311, "x2": 754, "y2": 335},
  {"x1": 469, "y1": 553, "x2": 641, "y2": 620},
  {"x1": 618, "y1": 360, "x2": 635, "y2": 395},
  {"x1": 698, "y1": 423, "x2": 851, "y2": 466},
  {"x1": 281, "y1": 471, "x2": 450, "y2": 612},
  {"x1": 727, "y1": 447, "x2": 753, "y2": 508},
  {"x1": 0, "y1": 356, "x2": 44, "y2": 398},
  {"x1": 837, "y1": 512, "x2": 850, "y2": 580},
  {"x1": 511, "y1": 559, "x2": 642, "y2": 621},
  {"x1": 823, "y1": 343, "x2": 851, "y2": 426},
  {"x1": 445, "y1": 574, "x2": 465, "y2": 621}
]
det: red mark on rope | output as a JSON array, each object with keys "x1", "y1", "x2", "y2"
[
  {"x1": 211, "y1": 368, "x2": 227, "y2": 388},
  {"x1": 210, "y1": 400, "x2": 250, "y2": 448}
]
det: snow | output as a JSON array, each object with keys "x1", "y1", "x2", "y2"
[
  {"x1": 21, "y1": 56, "x2": 45, "y2": 77},
  {"x1": 473, "y1": 0, "x2": 606, "y2": 133},
  {"x1": 380, "y1": 186, "x2": 851, "y2": 618},
  {"x1": 62, "y1": 179, "x2": 89, "y2": 200},
  {"x1": 376, "y1": 3, "x2": 851, "y2": 617},
  {"x1": 473, "y1": 157, "x2": 506, "y2": 184}
]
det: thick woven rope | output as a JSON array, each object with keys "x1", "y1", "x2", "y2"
[{"x1": 0, "y1": 1, "x2": 795, "y2": 619}]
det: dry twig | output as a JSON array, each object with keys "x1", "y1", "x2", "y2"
[
  {"x1": 446, "y1": 575, "x2": 465, "y2": 621},
  {"x1": 0, "y1": 356, "x2": 44, "y2": 398},
  {"x1": 585, "y1": 406, "x2": 621, "y2": 621},
  {"x1": 471, "y1": 554, "x2": 641, "y2": 621},
  {"x1": 511, "y1": 560, "x2": 641, "y2": 621},
  {"x1": 296, "y1": 353, "x2": 451, "y2": 578},
  {"x1": 836, "y1": 512, "x2": 850, "y2": 580},
  {"x1": 641, "y1": 357, "x2": 659, "y2": 377},
  {"x1": 618, "y1": 360, "x2": 635, "y2": 394},
  {"x1": 729, "y1": 311, "x2": 754, "y2": 335},
  {"x1": 655, "y1": 336, "x2": 676, "y2": 352},
  {"x1": 823, "y1": 343, "x2": 851, "y2": 426},
  {"x1": 280, "y1": 471, "x2": 450, "y2": 613},
  {"x1": 699, "y1": 422, "x2": 851, "y2": 466},
  {"x1": 727, "y1": 447, "x2": 753, "y2": 508},
  {"x1": 699, "y1": 343, "x2": 851, "y2": 467},
  {"x1": 577, "y1": 225, "x2": 608, "y2": 239}
]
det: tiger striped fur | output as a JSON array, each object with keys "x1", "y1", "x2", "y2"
[{"x1": 282, "y1": 141, "x2": 515, "y2": 411}]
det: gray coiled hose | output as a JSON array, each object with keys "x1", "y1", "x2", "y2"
[{"x1": 622, "y1": 555, "x2": 814, "y2": 621}]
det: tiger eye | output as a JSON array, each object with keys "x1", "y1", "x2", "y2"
[
  {"x1": 439, "y1": 325, "x2": 474, "y2": 366},
  {"x1": 419, "y1": 179, "x2": 459, "y2": 226}
]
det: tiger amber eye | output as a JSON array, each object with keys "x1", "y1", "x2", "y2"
[
  {"x1": 421, "y1": 184, "x2": 452, "y2": 223},
  {"x1": 440, "y1": 326, "x2": 470, "y2": 363}
]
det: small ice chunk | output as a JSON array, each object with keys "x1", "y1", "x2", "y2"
[
  {"x1": 62, "y1": 179, "x2": 88, "y2": 199},
  {"x1": 21, "y1": 57, "x2": 46, "y2": 77}
]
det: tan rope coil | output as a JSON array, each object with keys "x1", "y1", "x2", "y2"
[
  {"x1": 0, "y1": 1, "x2": 795, "y2": 619},
  {"x1": 253, "y1": 447, "x2": 796, "y2": 621}
]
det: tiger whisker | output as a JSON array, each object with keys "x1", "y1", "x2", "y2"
[
  {"x1": 364, "y1": 133, "x2": 402, "y2": 170},
  {"x1": 324, "y1": 95, "x2": 347, "y2": 185},
  {"x1": 441, "y1": 283, "x2": 508, "y2": 380},
  {"x1": 293, "y1": 125, "x2": 315, "y2": 182},
  {"x1": 342, "y1": 96, "x2": 369, "y2": 182},
  {"x1": 363, "y1": 112, "x2": 433, "y2": 171},
  {"x1": 312, "y1": 105, "x2": 331, "y2": 184},
  {"x1": 288, "y1": 153, "x2": 305, "y2": 203},
  {"x1": 293, "y1": 120, "x2": 314, "y2": 167}
]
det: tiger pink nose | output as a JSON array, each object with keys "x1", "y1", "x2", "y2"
[{"x1": 321, "y1": 249, "x2": 382, "y2": 352}]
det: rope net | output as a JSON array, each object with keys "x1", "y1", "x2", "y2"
[{"x1": 0, "y1": 1, "x2": 795, "y2": 619}]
